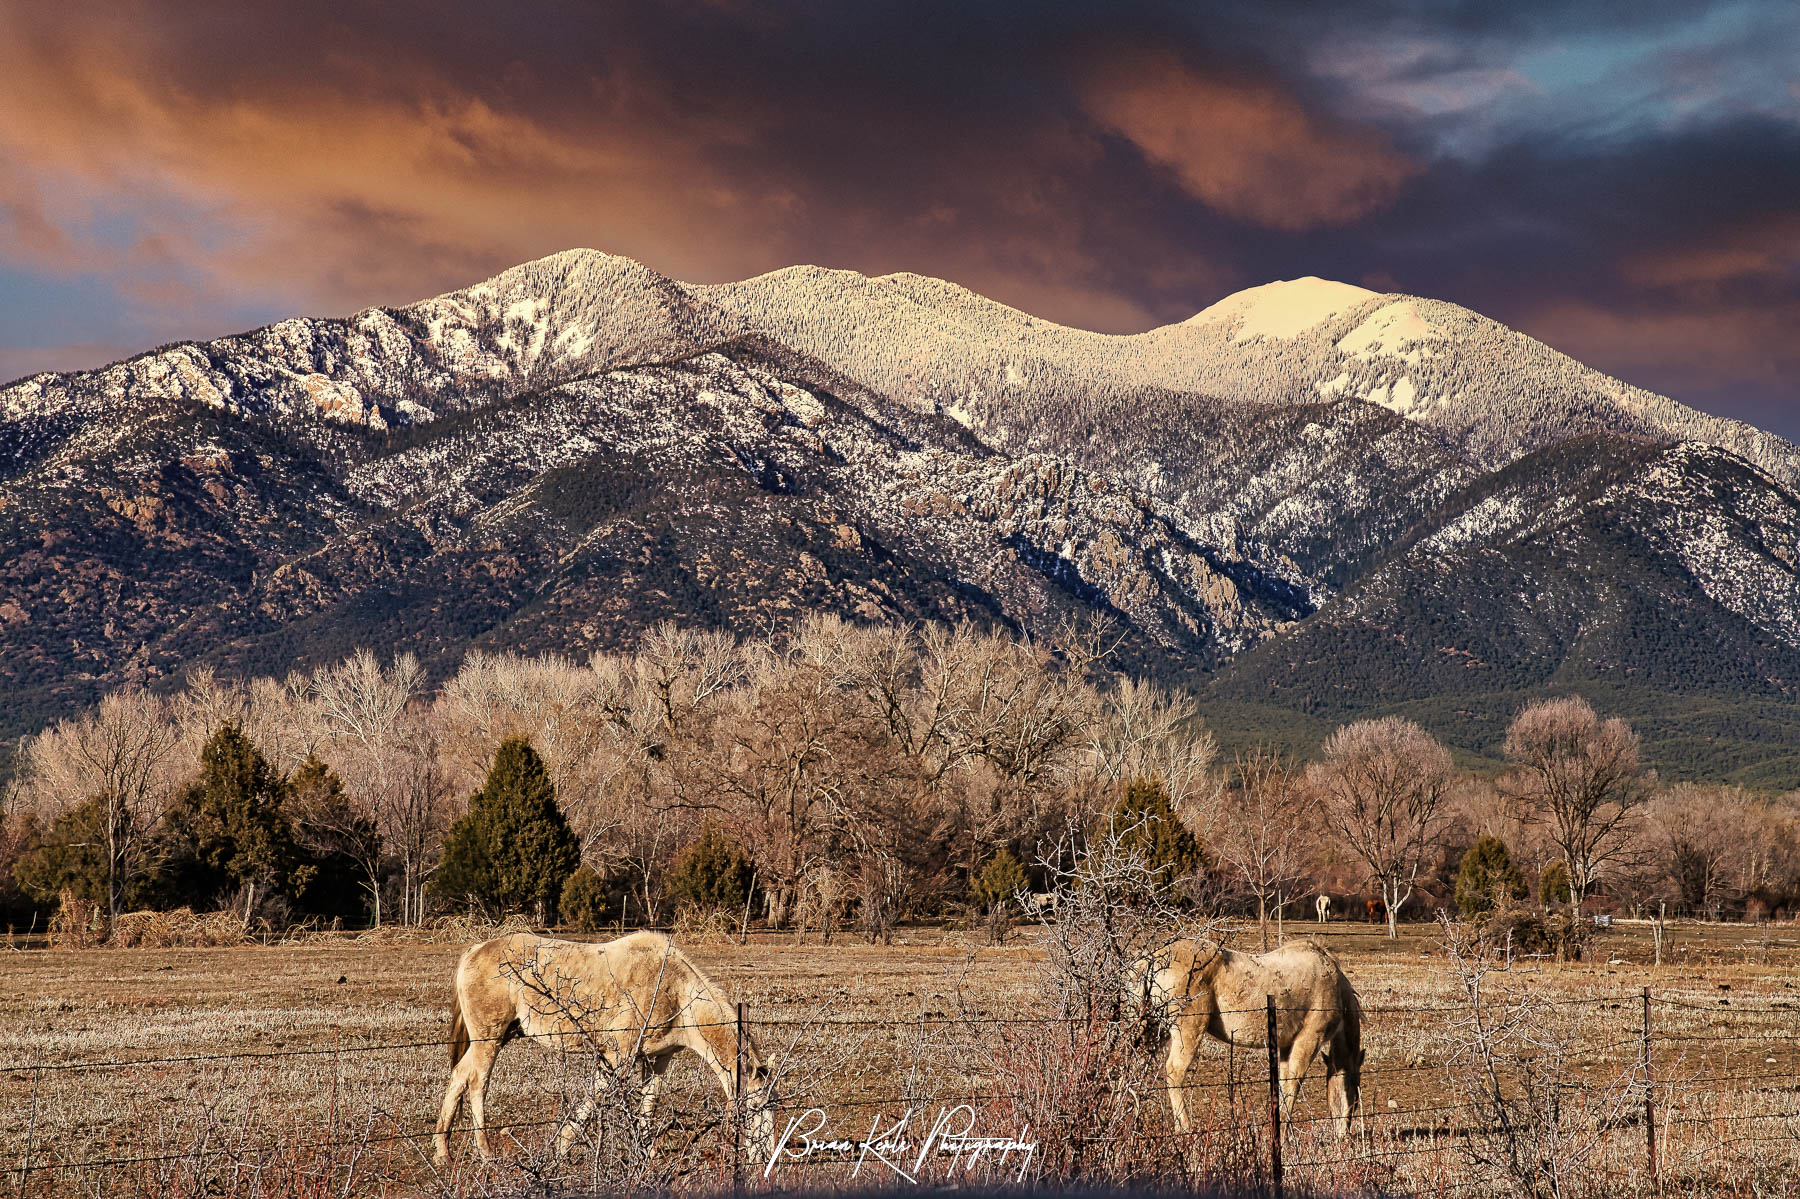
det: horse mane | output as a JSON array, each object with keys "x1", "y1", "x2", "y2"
[{"x1": 631, "y1": 933, "x2": 763, "y2": 1075}]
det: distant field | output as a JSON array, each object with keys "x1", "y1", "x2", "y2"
[{"x1": 5, "y1": 919, "x2": 1800, "y2": 1196}]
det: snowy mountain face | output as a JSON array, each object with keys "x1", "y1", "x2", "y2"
[{"x1": 4, "y1": 249, "x2": 1799, "y2": 779}]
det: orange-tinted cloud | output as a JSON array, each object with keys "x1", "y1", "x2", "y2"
[
  {"x1": 1623, "y1": 212, "x2": 1800, "y2": 288},
  {"x1": 1518, "y1": 297, "x2": 1800, "y2": 418},
  {"x1": 0, "y1": 4, "x2": 1218, "y2": 338},
  {"x1": 1079, "y1": 51, "x2": 1419, "y2": 231},
  {"x1": 0, "y1": 0, "x2": 1797, "y2": 441}
]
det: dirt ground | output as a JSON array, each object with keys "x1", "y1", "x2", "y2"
[{"x1": 4, "y1": 918, "x2": 1799, "y2": 1195}]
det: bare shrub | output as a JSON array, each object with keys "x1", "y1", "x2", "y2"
[
  {"x1": 48, "y1": 889, "x2": 101, "y2": 948},
  {"x1": 669, "y1": 902, "x2": 737, "y2": 946},
  {"x1": 964, "y1": 818, "x2": 1216, "y2": 1184},
  {"x1": 1438, "y1": 914, "x2": 1644, "y2": 1198},
  {"x1": 107, "y1": 907, "x2": 247, "y2": 948}
]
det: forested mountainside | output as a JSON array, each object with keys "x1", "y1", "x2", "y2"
[{"x1": 5, "y1": 249, "x2": 1799, "y2": 782}]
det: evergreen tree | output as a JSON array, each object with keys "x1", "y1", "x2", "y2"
[
  {"x1": 1539, "y1": 860, "x2": 1573, "y2": 909},
  {"x1": 433, "y1": 738, "x2": 579, "y2": 923},
  {"x1": 167, "y1": 724, "x2": 313, "y2": 922},
  {"x1": 971, "y1": 846, "x2": 1028, "y2": 913},
  {"x1": 289, "y1": 755, "x2": 381, "y2": 924},
  {"x1": 1455, "y1": 835, "x2": 1526, "y2": 918},
  {"x1": 560, "y1": 867, "x2": 610, "y2": 932},
  {"x1": 1108, "y1": 778, "x2": 1210, "y2": 891},
  {"x1": 15, "y1": 799, "x2": 115, "y2": 908},
  {"x1": 666, "y1": 824, "x2": 754, "y2": 913}
]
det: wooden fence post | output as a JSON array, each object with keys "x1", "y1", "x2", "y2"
[
  {"x1": 1266, "y1": 995, "x2": 1283, "y2": 1199},
  {"x1": 1642, "y1": 987, "x2": 1657, "y2": 1190},
  {"x1": 735, "y1": 1000, "x2": 747, "y2": 1192}
]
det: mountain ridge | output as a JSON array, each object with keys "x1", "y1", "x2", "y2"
[{"x1": 4, "y1": 248, "x2": 1799, "y2": 783}]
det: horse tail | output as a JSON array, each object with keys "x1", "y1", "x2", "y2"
[{"x1": 449, "y1": 989, "x2": 470, "y2": 1069}]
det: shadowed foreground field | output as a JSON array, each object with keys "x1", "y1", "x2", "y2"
[{"x1": 4, "y1": 920, "x2": 1800, "y2": 1196}]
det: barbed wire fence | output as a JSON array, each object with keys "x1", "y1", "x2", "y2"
[{"x1": 6, "y1": 985, "x2": 1800, "y2": 1198}]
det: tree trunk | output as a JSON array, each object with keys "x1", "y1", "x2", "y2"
[
  {"x1": 1258, "y1": 893, "x2": 1269, "y2": 951},
  {"x1": 1385, "y1": 883, "x2": 1399, "y2": 938}
]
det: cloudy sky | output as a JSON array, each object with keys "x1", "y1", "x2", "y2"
[{"x1": 3, "y1": 1, "x2": 1797, "y2": 434}]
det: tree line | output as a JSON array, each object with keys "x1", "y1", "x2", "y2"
[{"x1": 3, "y1": 618, "x2": 1798, "y2": 939}]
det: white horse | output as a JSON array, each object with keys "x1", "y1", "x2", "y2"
[
  {"x1": 434, "y1": 931, "x2": 776, "y2": 1165},
  {"x1": 1315, "y1": 895, "x2": 1332, "y2": 923},
  {"x1": 1129, "y1": 937, "x2": 1363, "y2": 1137}
]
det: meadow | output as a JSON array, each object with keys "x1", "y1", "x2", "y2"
[{"x1": 5, "y1": 917, "x2": 1800, "y2": 1197}]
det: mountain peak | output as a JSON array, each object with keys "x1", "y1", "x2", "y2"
[
  {"x1": 446, "y1": 248, "x2": 671, "y2": 302},
  {"x1": 1187, "y1": 277, "x2": 1379, "y2": 341}
]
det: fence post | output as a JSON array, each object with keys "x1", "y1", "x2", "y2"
[
  {"x1": 1642, "y1": 987, "x2": 1657, "y2": 1190},
  {"x1": 1266, "y1": 994, "x2": 1283, "y2": 1199},
  {"x1": 735, "y1": 1000, "x2": 747, "y2": 1193}
]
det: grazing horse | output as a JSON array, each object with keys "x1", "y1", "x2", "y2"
[
  {"x1": 434, "y1": 931, "x2": 776, "y2": 1166},
  {"x1": 1315, "y1": 895, "x2": 1332, "y2": 923},
  {"x1": 1129, "y1": 937, "x2": 1362, "y2": 1137}
]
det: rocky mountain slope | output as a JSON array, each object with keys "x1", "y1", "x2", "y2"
[{"x1": 4, "y1": 249, "x2": 1799, "y2": 781}]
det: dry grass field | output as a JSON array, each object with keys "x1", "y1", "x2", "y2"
[{"x1": 4, "y1": 918, "x2": 1800, "y2": 1197}]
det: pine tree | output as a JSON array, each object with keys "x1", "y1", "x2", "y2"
[
  {"x1": 560, "y1": 867, "x2": 610, "y2": 932},
  {"x1": 1539, "y1": 860, "x2": 1573, "y2": 909},
  {"x1": 971, "y1": 846, "x2": 1028, "y2": 913},
  {"x1": 15, "y1": 799, "x2": 113, "y2": 908},
  {"x1": 1109, "y1": 778, "x2": 1210, "y2": 892},
  {"x1": 289, "y1": 755, "x2": 382, "y2": 925},
  {"x1": 667, "y1": 824, "x2": 754, "y2": 913},
  {"x1": 433, "y1": 738, "x2": 579, "y2": 923},
  {"x1": 171, "y1": 724, "x2": 313, "y2": 923},
  {"x1": 1455, "y1": 835, "x2": 1526, "y2": 918}
]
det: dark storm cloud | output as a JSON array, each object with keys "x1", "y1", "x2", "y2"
[{"x1": 0, "y1": 1, "x2": 1795, "y2": 432}]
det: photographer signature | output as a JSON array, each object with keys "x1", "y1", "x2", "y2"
[{"x1": 765, "y1": 1104, "x2": 1037, "y2": 1183}]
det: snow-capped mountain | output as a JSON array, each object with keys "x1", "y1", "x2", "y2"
[{"x1": 4, "y1": 249, "x2": 1799, "y2": 780}]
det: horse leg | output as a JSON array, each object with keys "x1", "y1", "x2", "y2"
[
  {"x1": 638, "y1": 1053, "x2": 672, "y2": 1123},
  {"x1": 462, "y1": 1040, "x2": 505, "y2": 1160},
  {"x1": 556, "y1": 1053, "x2": 625, "y2": 1158},
  {"x1": 1326, "y1": 1063, "x2": 1353, "y2": 1138},
  {"x1": 433, "y1": 1061, "x2": 471, "y2": 1166},
  {"x1": 436, "y1": 1038, "x2": 503, "y2": 1165},
  {"x1": 1281, "y1": 1025, "x2": 1324, "y2": 1114},
  {"x1": 632, "y1": 1053, "x2": 674, "y2": 1154},
  {"x1": 1165, "y1": 1026, "x2": 1196, "y2": 1132}
]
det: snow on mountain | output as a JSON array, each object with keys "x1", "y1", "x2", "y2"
[
  {"x1": 1335, "y1": 300, "x2": 1443, "y2": 363},
  {"x1": 1186, "y1": 277, "x2": 1378, "y2": 341},
  {"x1": 10, "y1": 249, "x2": 1792, "y2": 489},
  {"x1": 697, "y1": 261, "x2": 1800, "y2": 488},
  {"x1": 6, "y1": 247, "x2": 1800, "y2": 780}
]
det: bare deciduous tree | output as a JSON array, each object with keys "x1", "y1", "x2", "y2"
[
  {"x1": 1308, "y1": 716, "x2": 1455, "y2": 938},
  {"x1": 1216, "y1": 747, "x2": 1312, "y2": 949},
  {"x1": 1501, "y1": 697, "x2": 1651, "y2": 911},
  {"x1": 1086, "y1": 677, "x2": 1223, "y2": 838},
  {"x1": 23, "y1": 691, "x2": 180, "y2": 924}
]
